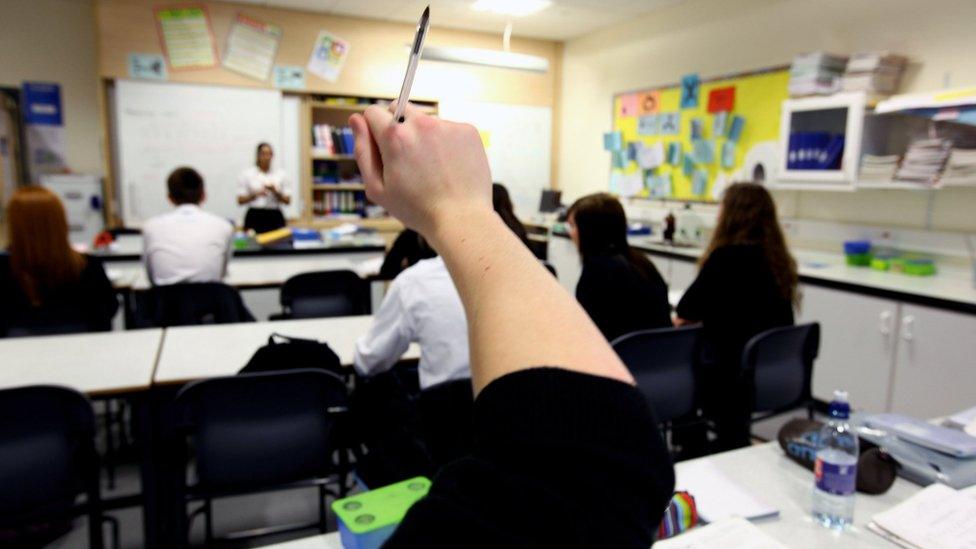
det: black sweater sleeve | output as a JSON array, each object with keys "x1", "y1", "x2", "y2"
[
  {"x1": 385, "y1": 368, "x2": 675, "y2": 549},
  {"x1": 80, "y1": 256, "x2": 119, "y2": 331},
  {"x1": 575, "y1": 261, "x2": 618, "y2": 340}
]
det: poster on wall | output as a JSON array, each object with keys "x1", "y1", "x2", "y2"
[
  {"x1": 128, "y1": 53, "x2": 168, "y2": 80},
  {"x1": 22, "y1": 82, "x2": 66, "y2": 178},
  {"x1": 273, "y1": 65, "x2": 306, "y2": 89},
  {"x1": 154, "y1": 5, "x2": 218, "y2": 69},
  {"x1": 223, "y1": 14, "x2": 282, "y2": 81},
  {"x1": 307, "y1": 31, "x2": 350, "y2": 83}
]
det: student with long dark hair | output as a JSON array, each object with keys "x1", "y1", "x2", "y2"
[
  {"x1": 567, "y1": 193, "x2": 671, "y2": 342},
  {"x1": 0, "y1": 186, "x2": 118, "y2": 336},
  {"x1": 675, "y1": 182, "x2": 798, "y2": 452}
]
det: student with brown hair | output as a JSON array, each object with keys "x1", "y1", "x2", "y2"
[
  {"x1": 675, "y1": 182, "x2": 799, "y2": 452},
  {"x1": 567, "y1": 192, "x2": 671, "y2": 342},
  {"x1": 0, "y1": 186, "x2": 118, "y2": 337}
]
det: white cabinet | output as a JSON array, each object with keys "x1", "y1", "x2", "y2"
[
  {"x1": 890, "y1": 304, "x2": 976, "y2": 419},
  {"x1": 547, "y1": 235, "x2": 582, "y2": 296},
  {"x1": 798, "y1": 285, "x2": 899, "y2": 412}
]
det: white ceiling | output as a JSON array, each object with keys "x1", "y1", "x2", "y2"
[{"x1": 228, "y1": 0, "x2": 685, "y2": 40}]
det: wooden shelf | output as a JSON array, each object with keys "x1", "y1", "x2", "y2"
[
  {"x1": 313, "y1": 183, "x2": 365, "y2": 191},
  {"x1": 311, "y1": 150, "x2": 356, "y2": 161}
]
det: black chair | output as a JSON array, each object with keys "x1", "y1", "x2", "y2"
[
  {"x1": 134, "y1": 282, "x2": 255, "y2": 328},
  {"x1": 611, "y1": 326, "x2": 702, "y2": 426},
  {"x1": 272, "y1": 270, "x2": 369, "y2": 320},
  {"x1": 742, "y1": 322, "x2": 821, "y2": 423},
  {"x1": 0, "y1": 385, "x2": 115, "y2": 548},
  {"x1": 172, "y1": 369, "x2": 350, "y2": 545}
]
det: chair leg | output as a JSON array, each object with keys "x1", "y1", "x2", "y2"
[
  {"x1": 204, "y1": 498, "x2": 214, "y2": 547},
  {"x1": 102, "y1": 516, "x2": 121, "y2": 549},
  {"x1": 103, "y1": 400, "x2": 116, "y2": 490},
  {"x1": 319, "y1": 484, "x2": 328, "y2": 534}
]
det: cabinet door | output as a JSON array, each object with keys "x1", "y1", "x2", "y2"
[
  {"x1": 799, "y1": 285, "x2": 899, "y2": 412},
  {"x1": 547, "y1": 236, "x2": 582, "y2": 296},
  {"x1": 890, "y1": 304, "x2": 976, "y2": 419}
]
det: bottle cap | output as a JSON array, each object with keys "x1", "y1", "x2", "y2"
[{"x1": 829, "y1": 389, "x2": 851, "y2": 419}]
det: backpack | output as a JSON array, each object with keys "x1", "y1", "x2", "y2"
[{"x1": 239, "y1": 333, "x2": 344, "y2": 378}]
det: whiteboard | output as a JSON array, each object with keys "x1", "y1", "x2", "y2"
[
  {"x1": 114, "y1": 80, "x2": 295, "y2": 225},
  {"x1": 437, "y1": 101, "x2": 552, "y2": 219}
]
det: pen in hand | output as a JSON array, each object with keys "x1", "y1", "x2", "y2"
[{"x1": 393, "y1": 6, "x2": 430, "y2": 124}]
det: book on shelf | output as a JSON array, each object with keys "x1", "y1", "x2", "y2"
[
  {"x1": 312, "y1": 189, "x2": 366, "y2": 218},
  {"x1": 894, "y1": 138, "x2": 952, "y2": 185},
  {"x1": 312, "y1": 125, "x2": 355, "y2": 155},
  {"x1": 843, "y1": 52, "x2": 907, "y2": 95},
  {"x1": 859, "y1": 154, "x2": 900, "y2": 181}
]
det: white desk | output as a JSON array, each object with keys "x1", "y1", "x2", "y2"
[
  {"x1": 679, "y1": 442, "x2": 921, "y2": 548},
  {"x1": 154, "y1": 316, "x2": 420, "y2": 385},
  {"x1": 0, "y1": 329, "x2": 163, "y2": 395}
]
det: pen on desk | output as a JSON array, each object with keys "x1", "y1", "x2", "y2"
[{"x1": 393, "y1": 5, "x2": 430, "y2": 124}]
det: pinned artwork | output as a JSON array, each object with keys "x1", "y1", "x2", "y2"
[
  {"x1": 612, "y1": 150, "x2": 628, "y2": 168},
  {"x1": 712, "y1": 111, "x2": 728, "y2": 138},
  {"x1": 638, "y1": 114, "x2": 659, "y2": 136},
  {"x1": 659, "y1": 112, "x2": 681, "y2": 135},
  {"x1": 680, "y1": 73, "x2": 700, "y2": 109},
  {"x1": 692, "y1": 169, "x2": 708, "y2": 195},
  {"x1": 682, "y1": 154, "x2": 696, "y2": 177},
  {"x1": 708, "y1": 86, "x2": 736, "y2": 113},
  {"x1": 638, "y1": 91, "x2": 662, "y2": 115},
  {"x1": 667, "y1": 142, "x2": 682, "y2": 165},
  {"x1": 690, "y1": 118, "x2": 704, "y2": 140},
  {"x1": 693, "y1": 139, "x2": 715, "y2": 164},
  {"x1": 619, "y1": 173, "x2": 644, "y2": 197},
  {"x1": 603, "y1": 131, "x2": 623, "y2": 151},
  {"x1": 728, "y1": 115, "x2": 746, "y2": 142},
  {"x1": 637, "y1": 142, "x2": 665, "y2": 170},
  {"x1": 619, "y1": 94, "x2": 639, "y2": 117},
  {"x1": 721, "y1": 140, "x2": 737, "y2": 169}
]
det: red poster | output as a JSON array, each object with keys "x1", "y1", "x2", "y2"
[{"x1": 707, "y1": 86, "x2": 736, "y2": 113}]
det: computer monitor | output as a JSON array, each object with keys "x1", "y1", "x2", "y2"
[{"x1": 539, "y1": 189, "x2": 562, "y2": 213}]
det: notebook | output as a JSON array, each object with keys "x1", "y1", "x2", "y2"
[
  {"x1": 674, "y1": 461, "x2": 779, "y2": 523},
  {"x1": 655, "y1": 517, "x2": 787, "y2": 549},
  {"x1": 868, "y1": 483, "x2": 976, "y2": 549}
]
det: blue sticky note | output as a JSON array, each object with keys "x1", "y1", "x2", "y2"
[
  {"x1": 603, "y1": 131, "x2": 623, "y2": 151},
  {"x1": 659, "y1": 112, "x2": 681, "y2": 135},
  {"x1": 683, "y1": 154, "x2": 696, "y2": 177},
  {"x1": 728, "y1": 115, "x2": 745, "y2": 142},
  {"x1": 274, "y1": 65, "x2": 306, "y2": 89},
  {"x1": 693, "y1": 139, "x2": 715, "y2": 164},
  {"x1": 690, "y1": 118, "x2": 704, "y2": 140},
  {"x1": 681, "y1": 74, "x2": 700, "y2": 109},
  {"x1": 128, "y1": 53, "x2": 168, "y2": 81},
  {"x1": 667, "y1": 142, "x2": 682, "y2": 165},
  {"x1": 693, "y1": 169, "x2": 708, "y2": 196},
  {"x1": 712, "y1": 111, "x2": 728, "y2": 137},
  {"x1": 638, "y1": 114, "x2": 659, "y2": 136},
  {"x1": 721, "y1": 141, "x2": 736, "y2": 169}
]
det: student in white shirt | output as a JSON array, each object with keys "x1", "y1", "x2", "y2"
[
  {"x1": 142, "y1": 167, "x2": 234, "y2": 286},
  {"x1": 237, "y1": 142, "x2": 291, "y2": 233}
]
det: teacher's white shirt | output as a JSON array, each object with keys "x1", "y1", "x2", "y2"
[
  {"x1": 237, "y1": 166, "x2": 290, "y2": 209},
  {"x1": 354, "y1": 257, "x2": 471, "y2": 390},
  {"x1": 142, "y1": 204, "x2": 234, "y2": 286}
]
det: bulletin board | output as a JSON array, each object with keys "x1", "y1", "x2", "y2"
[{"x1": 608, "y1": 66, "x2": 790, "y2": 202}]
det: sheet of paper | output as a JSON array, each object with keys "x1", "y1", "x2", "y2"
[
  {"x1": 619, "y1": 173, "x2": 643, "y2": 198},
  {"x1": 722, "y1": 140, "x2": 737, "y2": 169},
  {"x1": 668, "y1": 142, "x2": 682, "y2": 165},
  {"x1": 692, "y1": 169, "x2": 708, "y2": 196},
  {"x1": 639, "y1": 90, "x2": 662, "y2": 114},
  {"x1": 655, "y1": 517, "x2": 788, "y2": 549},
  {"x1": 637, "y1": 142, "x2": 665, "y2": 170},
  {"x1": 603, "y1": 131, "x2": 623, "y2": 151},
  {"x1": 693, "y1": 139, "x2": 715, "y2": 164},
  {"x1": 155, "y1": 6, "x2": 217, "y2": 69},
  {"x1": 681, "y1": 73, "x2": 700, "y2": 109},
  {"x1": 675, "y1": 461, "x2": 779, "y2": 522},
  {"x1": 660, "y1": 112, "x2": 681, "y2": 135},
  {"x1": 223, "y1": 14, "x2": 282, "y2": 81},
  {"x1": 870, "y1": 483, "x2": 976, "y2": 549},
  {"x1": 128, "y1": 53, "x2": 168, "y2": 80},
  {"x1": 307, "y1": 30, "x2": 350, "y2": 82},
  {"x1": 619, "y1": 94, "x2": 639, "y2": 117},
  {"x1": 274, "y1": 65, "x2": 306, "y2": 90},
  {"x1": 712, "y1": 111, "x2": 728, "y2": 137},
  {"x1": 638, "y1": 114, "x2": 659, "y2": 136}
]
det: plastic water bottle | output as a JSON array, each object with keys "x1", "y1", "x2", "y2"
[{"x1": 812, "y1": 390, "x2": 858, "y2": 529}]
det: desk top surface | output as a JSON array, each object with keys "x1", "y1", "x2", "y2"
[
  {"x1": 155, "y1": 316, "x2": 419, "y2": 384},
  {"x1": 94, "y1": 233, "x2": 386, "y2": 263},
  {"x1": 0, "y1": 328, "x2": 163, "y2": 395}
]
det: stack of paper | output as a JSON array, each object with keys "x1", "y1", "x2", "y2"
[
  {"x1": 859, "y1": 154, "x2": 901, "y2": 181},
  {"x1": 655, "y1": 518, "x2": 787, "y2": 549},
  {"x1": 842, "y1": 52, "x2": 907, "y2": 95},
  {"x1": 894, "y1": 138, "x2": 952, "y2": 185},
  {"x1": 789, "y1": 52, "x2": 848, "y2": 97},
  {"x1": 942, "y1": 148, "x2": 976, "y2": 186},
  {"x1": 674, "y1": 461, "x2": 779, "y2": 522},
  {"x1": 868, "y1": 483, "x2": 976, "y2": 548}
]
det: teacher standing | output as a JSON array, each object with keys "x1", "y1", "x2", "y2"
[{"x1": 237, "y1": 142, "x2": 291, "y2": 234}]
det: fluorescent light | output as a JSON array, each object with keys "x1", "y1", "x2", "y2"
[
  {"x1": 471, "y1": 0, "x2": 552, "y2": 17},
  {"x1": 422, "y1": 45, "x2": 549, "y2": 73}
]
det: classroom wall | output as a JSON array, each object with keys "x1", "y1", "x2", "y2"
[
  {"x1": 0, "y1": 0, "x2": 102, "y2": 177},
  {"x1": 558, "y1": 0, "x2": 976, "y2": 232}
]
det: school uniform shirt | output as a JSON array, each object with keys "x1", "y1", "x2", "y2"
[
  {"x1": 142, "y1": 204, "x2": 234, "y2": 286},
  {"x1": 575, "y1": 253, "x2": 672, "y2": 342},
  {"x1": 237, "y1": 166, "x2": 291, "y2": 209},
  {"x1": 354, "y1": 256, "x2": 470, "y2": 390}
]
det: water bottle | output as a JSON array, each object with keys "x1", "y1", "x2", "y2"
[{"x1": 812, "y1": 390, "x2": 858, "y2": 529}]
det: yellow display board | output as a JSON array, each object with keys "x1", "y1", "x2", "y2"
[{"x1": 610, "y1": 67, "x2": 790, "y2": 201}]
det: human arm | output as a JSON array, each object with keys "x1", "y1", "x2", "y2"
[
  {"x1": 353, "y1": 277, "x2": 414, "y2": 377},
  {"x1": 266, "y1": 175, "x2": 291, "y2": 205},
  {"x1": 350, "y1": 105, "x2": 633, "y2": 394},
  {"x1": 236, "y1": 172, "x2": 266, "y2": 205}
]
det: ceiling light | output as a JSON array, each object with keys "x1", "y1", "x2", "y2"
[
  {"x1": 471, "y1": 0, "x2": 552, "y2": 17},
  {"x1": 422, "y1": 46, "x2": 549, "y2": 73}
]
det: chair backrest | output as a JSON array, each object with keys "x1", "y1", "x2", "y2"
[
  {"x1": 280, "y1": 270, "x2": 369, "y2": 319},
  {"x1": 5, "y1": 321, "x2": 92, "y2": 338},
  {"x1": 742, "y1": 322, "x2": 820, "y2": 414},
  {"x1": 611, "y1": 326, "x2": 702, "y2": 424},
  {"x1": 0, "y1": 385, "x2": 96, "y2": 521},
  {"x1": 173, "y1": 369, "x2": 349, "y2": 491},
  {"x1": 136, "y1": 282, "x2": 255, "y2": 327}
]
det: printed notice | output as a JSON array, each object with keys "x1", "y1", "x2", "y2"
[
  {"x1": 307, "y1": 31, "x2": 350, "y2": 83},
  {"x1": 155, "y1": 6, "x2": 218, "y2": 69},
  {"x1": 223, "y1": 14, "x2": 282, "y2": 81}
]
